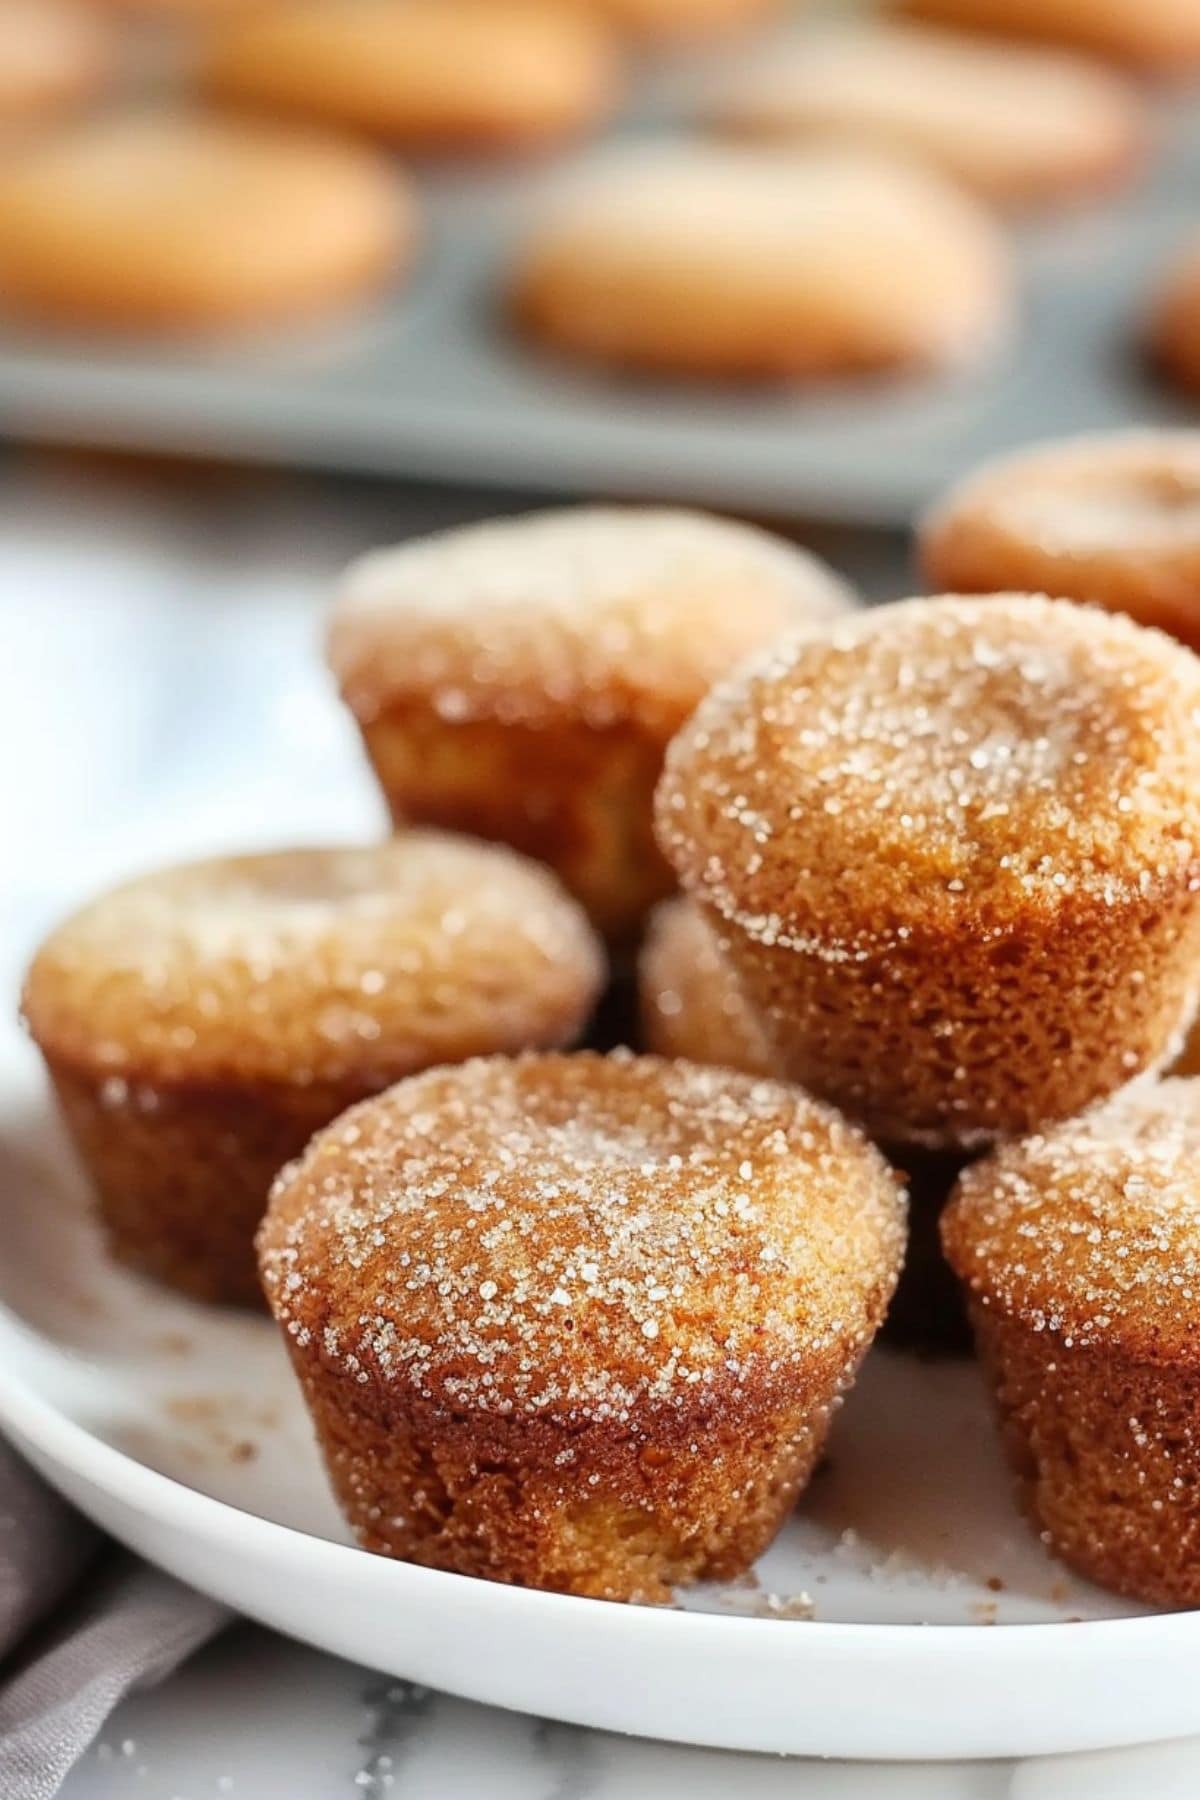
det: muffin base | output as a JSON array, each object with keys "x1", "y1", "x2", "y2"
[
  {"x1": 706, "y1": 876, "x2": 1200, "y2": 1148},
  {"x1": 47, "y1": 1056, "x2": 357, "y2": 1307},
  {"x1": 970, "y1": 1304, "x2": 1200, "y2": 1607},
  {"x1": 284, "y1": 1342, "x2": 863, "y2": 1602},
  {"x1": 357, "y1": 705, "x2": 675, "y2": 942}
]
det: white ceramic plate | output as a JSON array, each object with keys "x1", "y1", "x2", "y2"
[{"x1": 2, "y1": 1048, "x2": 1198, "y2": 1763}]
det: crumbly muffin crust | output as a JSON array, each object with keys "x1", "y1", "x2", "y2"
[
  {"x1": 657, "y1": 593, "x2": 1200, "y2": 1144},
  {"x1": 920, "y1": 432, "x2": 1200, "y2": 650},
  {"x1": 260, "y1": 1050, "x2": 905, "y2": 1598}
]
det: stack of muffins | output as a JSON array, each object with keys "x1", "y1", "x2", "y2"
[{"x1": 24, "y1": 427, "x2": 1200, "y2": 1610}]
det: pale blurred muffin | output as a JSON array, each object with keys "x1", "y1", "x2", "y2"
[
  {"x1": 0, "y1": 1, "x2": 113, "y2": 125},
  {"x1": 511, "y1": 143, "x2": 1014, "y2": 381},
  {"x1": 0, "y1": 111, "x2": 412, "y2": 334},
  {"x1": 328, "y1": 505, "x2": 853, "y2": 941},
  {"x1": 639, "y1": 898, "x2": 774, "y2": 1076},
  {"x1": 713, "y1": 24, "x2": 1142, "y2": 208},
  {"x1": 567, "y1": 0, "x2": 784, "y2": 46},
  {"x1": 22, "y1": 837, "x2": 604, "y2": 1304},
  {"x1": 202, "y1": 0, "x2": 621, "y2": 153},
  {"x1": 896, "y1": 0, "x2": 1200, "y2": 73},
  {"x1": 920, "y1": 432, "x2": 1200, "y2": 650}
]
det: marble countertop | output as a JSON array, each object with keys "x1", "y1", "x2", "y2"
[
  {"x1": 53, "y1": 1624, "x2": 1200, "y2": 1800},
  {"x1": 10, "y1": 456, "x2": 1200, "y2": 1800}
]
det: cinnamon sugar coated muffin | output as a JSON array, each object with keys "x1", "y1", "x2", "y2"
[
  {"x1": 639, "y1": 898, "x2": 774, "y2": 1077},
  {"x1": 0, "y1": 113, "x2": 410, "y2": 335},
  {"x1": 1149, "y1": 247, "x2": 1200, "y2": 401},
  {"x1": 896, "y1": 0, "x2": 1200, "y2": 73},
  {"x1": 920, "y1": 433, "x2": 1200, "y2": 650},
  {"x1": 22, "y1": 838, "x2": 603, "y2": 1305},
  {"x1": 510, "y1": 144, "x2": 1013, "y2": 382},
  {"x1": 259, "y1": 1051, "x2": 905, "y2": 1600},
  {"x1": 328, "y1": 506, "x2": 852, "y2": 939},
  {"x1": 656, "y1": 594, "x2": 1200, "y2": 1148},
  {"x1": 0, "y1": 1, "x2": 112, "y2": 123},
  {"x1": 202, "y1": 0, "x2": 621, "y2": 155},
  {"x1": 713, "y1": 24, "x2": 1143, "y2": 209},
  {"x1": 943, "y1": 1080, "x2": 1200, "y2": 1604}
]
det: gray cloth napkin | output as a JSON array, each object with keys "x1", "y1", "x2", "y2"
[{"x1": 0, "y1": 1439, "x2": 230, "y2": 1800}]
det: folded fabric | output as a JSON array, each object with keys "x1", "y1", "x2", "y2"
[{"x1": 0, "y1": 1439, "x2": 229, "y2": 1800}]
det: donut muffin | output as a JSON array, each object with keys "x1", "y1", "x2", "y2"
[
  {"x1": 639, "y1": 897, "x2": 774, "y2": 1076},
  {"x1": 259, "y1": 1050, "x2": 906, "y2": 1600},
  {"x1": 657, "y1": 593, "x2": 1200, "y2": 1149},
  {"x1": 0, "y1": 1, "x2": 112, "y2": 125},
  {"x1": 328, "y1": 506, "x2": 852, "y2": 941},
  {"x1": 0, "y1": 112, "x2": 410, "y2": 336},
  {"x1": 202, "y1": 0, "x2": 620, "y2": 155},
  {"x1": 22, "y1": 838, "x2": 603, "y2": 1305},
  {"x1": 895, "y1": 0, "x2": 1200, "y2": 73},
  {"x1": 712, "y1": 24, "x2": 1143, "y2": 209},
  {"x1": 944, "y1": 1079, "x2": 1200, "y2": 1605},
  {"x1": 1149, "y1": 246, "x2": 1200, "y2": 402},
  {"x1": 510, "y1": 143, "x2": 1013, "y2": 383},
  {"x1": 920, "y1": 433, "x2": 1200, "y2": 651}
]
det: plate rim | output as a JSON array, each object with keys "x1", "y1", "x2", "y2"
[{"x1": 2, "y1": 1311, "x2": 1198, "y2": 1660}]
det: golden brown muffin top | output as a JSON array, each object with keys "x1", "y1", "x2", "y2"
[
  {"x1": 328, "y1": 506, "x2": 853, "y2": 734},
  {"x1": 259, "y1": 1050, "x2": 905, "y2": 1423},
  {"x1": 657, "y1": 593, "x2": 1200, "y2": 950},
  {"x1": 22, "y1": 836, "x2": 604, "y2": 1089},
  {"x1": 639, "y1": 898, "x2": 775, "y2": 1078},
  {"x1": 943, "y1": 1078, "x2": 1200, "y2": 1364}
]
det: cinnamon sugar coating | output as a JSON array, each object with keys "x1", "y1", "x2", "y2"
[
  {"x1": 259, "y1": 1050, "x2": 905, "y2": 1599},
  {"x1": 329, "y1": 506, "x2": 851, "y2": 939},
  {"x1": 920, "y1": 432, "x2": 1200, "y2": 650},
  {"x1": 944, "y1": 1080, "x2": 1200, "y2": 1603},
  {"x1": 657, "y1": 593, "x2": 1200, "y2": 1146},
  {"x1": 23, "y1": 837, "x2": 603, "y2": 1303}
]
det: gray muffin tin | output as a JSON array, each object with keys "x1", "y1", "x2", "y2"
[{"x1": 1, "y1": 45, "x2": 1197, "y2": 526}]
